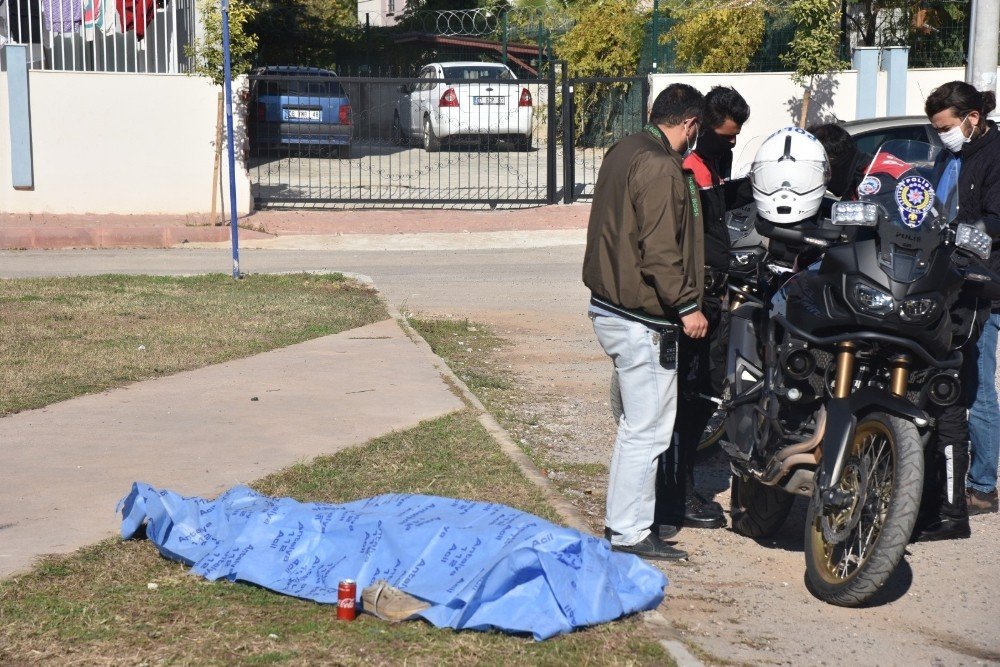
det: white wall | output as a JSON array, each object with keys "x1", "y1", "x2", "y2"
[
  {"x1": 649, "y1": 66, "x2": 999, "y2": 173},
  {"x1": 0, "y1": 70, "x2": 252, "y2": 216}
]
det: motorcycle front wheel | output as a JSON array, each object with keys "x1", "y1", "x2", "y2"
[{"x1": 804, "y1": 412, "x2": 923, "y2": 607}]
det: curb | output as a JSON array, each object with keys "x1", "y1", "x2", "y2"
[
  {"x1": 378, "y1": 298, "x2": 593, "y2": 534},
  {"x1": 273, "y1": 270, "x2": 704, "y2": 666}
]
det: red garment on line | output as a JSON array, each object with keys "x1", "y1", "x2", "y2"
[{"x1": 116, "y1": 0, "x2": 155, "y2": 39}]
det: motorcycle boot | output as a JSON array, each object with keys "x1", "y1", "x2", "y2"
[
  {"x1": 654, "y1": 445, "x2": 726, "y2": 530},
  {"x1": 913, "y1": 440, "x2": 972, "y2": 542}
]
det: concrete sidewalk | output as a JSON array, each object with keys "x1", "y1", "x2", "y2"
[
  {"x1": 0, "y1": 318, "x2": 464, "y2": 579},
  {"x1": 0, "y1": 205, "x2": 591, "y2": 250}
]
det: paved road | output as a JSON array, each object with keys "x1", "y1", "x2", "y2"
[{"x1": 4, "y1": 243, "x2": 1000, "y2": 665}]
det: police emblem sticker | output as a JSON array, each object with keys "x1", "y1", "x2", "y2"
[
  {"x1": 894, "y1": 176, "x2": 935, "y2": 228},
  {"x1": 857, "y1": 176, "x2": 881, "y2": 197}
]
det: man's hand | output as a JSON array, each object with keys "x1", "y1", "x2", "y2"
[{"x1": 681, "y1": 310, "x2": 708, "y2": 339}]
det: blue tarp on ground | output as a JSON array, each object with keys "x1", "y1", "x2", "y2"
[{"x1": 119, "y1": 483, "x2": 666, "y2": 640}]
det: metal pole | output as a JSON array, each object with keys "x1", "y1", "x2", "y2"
[
  {"x1": 561, "y1": 62, "x2": 573, "y2": 204},
  {"x1": 365, "y1": 13, "x2": 372, "y2": 73},
  {"x1": 966, "y1": 0, "x2": 979, "y2": 83},
  {"x1": 221, "y1": 0, "x2": 241, "y2": 279},
  {"x1": 547, "y1": 62, "x2": 558, "y2": 204},
  {"x1": 652, "y1": 0, "x2": 659, "y2": 73},
  {"x1": 969, "y1": 0, "x2": 999, "y2": 91},
  {"x1": 502, "y1": 12, "x2": 508, "y2": 66}
]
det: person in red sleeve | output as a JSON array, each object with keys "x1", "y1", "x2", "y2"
[{"x1": 654, "y1": 86, "x2": 753, "y2": 534}]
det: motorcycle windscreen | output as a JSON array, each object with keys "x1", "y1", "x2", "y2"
[{"x1": 857, "y1": 140, "x2": 958, "y2": 283}]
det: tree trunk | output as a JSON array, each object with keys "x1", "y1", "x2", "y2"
[{"x1": 799, "y1": 80, "x2": 812, "y2": 128}]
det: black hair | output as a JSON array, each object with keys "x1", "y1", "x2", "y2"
[
  {"x1": 649, "y1": 83, "x2": 705, "y2": 127},
  {"x1": 807, "y1": 122, "x2": 856, "y2": 167},
  {"x1": 925, "y1": 80, "x2": 997, "y2": 121},
  {"x1": 703, "y1": 86, "x2": 750, "y2": 130}
]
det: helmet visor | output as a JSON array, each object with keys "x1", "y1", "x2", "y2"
[{"x1": 750, "y1": 160, "x2": 830, "y2": 196}]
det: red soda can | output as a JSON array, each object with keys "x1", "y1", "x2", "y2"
[{"x1": 337, "y1": 579, "x2": 357, "y2": 620}]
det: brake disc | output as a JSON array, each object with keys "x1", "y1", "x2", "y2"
[{"x1": 820, "y1": 456, "x2": 869, "y2": 544}]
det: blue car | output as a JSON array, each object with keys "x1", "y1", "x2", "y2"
[{"x1": 250, "y1": 66, "x2": 353, "y2": 158}]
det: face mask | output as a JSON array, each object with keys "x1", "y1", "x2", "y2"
[
  {"x1": 696, "y1": 129, "x2": 735, "y2": 160},
  {"x1": 941, "y1": 115, "x2": 971, "y2": 153},
  {"x1": 684, "y1": 119, "x2": 699, "y2": 155}
]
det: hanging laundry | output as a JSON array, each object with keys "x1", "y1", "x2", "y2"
[
  {"x1": 83, "y1": 0, "x2": 117, "y2": 39},
  {"x1": 42, "y1": 0, "x2": 83, "y2": 34},
  {"x1": 116, "y1": 0, "x2": 154, "y2": 40}
]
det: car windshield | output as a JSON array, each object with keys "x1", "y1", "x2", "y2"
[
  {"x1": 861, "y1": 139, "x2": 959, "y2": 226},
  {"x1": 272, "y1": 80, "x2": 345, "y2": 97},
  {"x1": 442, "y1": 66, "x2": 514, "y2": 81}
]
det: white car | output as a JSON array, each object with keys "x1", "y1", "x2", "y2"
[{"x1": 392, "y1": 62, "x2": 534, "y2": 152}]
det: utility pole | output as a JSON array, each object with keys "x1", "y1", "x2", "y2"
[
  {"x1": 967, "y1": 0, "x2": 999, "y2": 92},
  {"x1": 221, "y1": 0, "x2": 241, "y2": 279}
]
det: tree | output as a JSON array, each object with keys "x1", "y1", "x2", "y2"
[
  {"x1": 781, "y1": 0, "x2": 847, "y2": 126},
  {"x1": 666, "y1": 0, "x2": 769, "y2": 73},
  {"x1": 246, "y1": 0, "x2": 356, "y2": 68},
  {"x1": 187, "y1": 0, "x2": 259, "y2": 86},
  {"x1": 556, "y1": 0, "x2": 645, "y2": 144}
]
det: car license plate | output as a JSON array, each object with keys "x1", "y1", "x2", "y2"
[
  {"x1": 285, "y1": 109, "x2": 321, "y2": 120},
  {"x1": 473, "y1": 96, "x2": 505, "y2": 105}
]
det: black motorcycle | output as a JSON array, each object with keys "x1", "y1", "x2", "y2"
[{"x1": 720, "y1": 140, "x2": 999, "y2": 605}]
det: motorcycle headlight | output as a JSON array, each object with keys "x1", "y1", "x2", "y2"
[
  {"x1": 956, "y1": 223, "x2": 991, "y2": 260},
  {"x1": 853, "y1": 283, "x2": 894, "y2": 316},
  {"x1": 899, "y1": 297, "x2": 939, "y2": 323},
  {"x1": 831, "y1": 201, "x2": 879, "y2": 226}
]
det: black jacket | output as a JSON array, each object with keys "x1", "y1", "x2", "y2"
[
  {"x1": 957, "y1": 121, "x2": 1000, "y2": 273},
  {"x1": 682, "y1": 150, "x2": 754, "y2": 271}
]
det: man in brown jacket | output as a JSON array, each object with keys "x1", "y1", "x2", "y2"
[{"x1": 583, "y1": 83, "x2": 706, "y2": 561}]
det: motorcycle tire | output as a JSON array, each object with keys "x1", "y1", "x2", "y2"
[
  {"x1": 803, "y1": 412, "x2": 923, "y2": 607},
  {"x1": 730, "y1": 473, "x2": 795, "y2": 538},
  {"x1": 609, "y1": 369, "x2": 721, "y2": 457}
]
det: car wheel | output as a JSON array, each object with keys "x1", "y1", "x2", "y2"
[
  {"x1": 423, "y1": 117, "x2": 441, "y2": 153},
  {"x1": 392, "y1": 113, "x2": 407, "y2": 146},
  {"x1": 516, "y1": 135, "x2": 531, "y2": 152},
  {"x1": 336, "y1": 145, "x2": 351, "y2": 159}
]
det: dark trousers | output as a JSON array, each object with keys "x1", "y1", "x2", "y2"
[
  {"x1": 654, "y1": 295, "x2": 724, "y2": 526},
  {"x1": 922, "y1": 325, "x2": 983, "y2": 522}
]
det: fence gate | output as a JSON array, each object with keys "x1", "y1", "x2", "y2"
[
  {"x1": 249, "y1": 70, "x2": 557, "y2": 209},
  {"x1": 561, "y1": 74, "x2": 649, "y2": 203}
]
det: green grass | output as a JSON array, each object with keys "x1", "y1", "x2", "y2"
[
  {"x1": 0, "y1": 411, "x2": 671, "y2": 666},
  {"x1": 0, "y1": 273, "x2": 387, "y2": 416},
  {"x1": 409, "y1": 317, "x2": 609, "y2": 505}
]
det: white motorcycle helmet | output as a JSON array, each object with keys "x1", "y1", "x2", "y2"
[{"x1": 750, "y1": 127, "x2": 831, "y2": 225}]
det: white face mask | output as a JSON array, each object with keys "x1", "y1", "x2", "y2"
[
  {"x1": 941, "y1": 115, "x2": 971, "y2": 153},
  {"x1": 685, "y1": 121, "x2": 699, "y2": 155}
]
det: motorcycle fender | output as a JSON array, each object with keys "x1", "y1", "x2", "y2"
[{"x1": 819, "y1": 387, "x2": 929, "y2": 499}]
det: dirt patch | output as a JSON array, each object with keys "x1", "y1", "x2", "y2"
[{"x1": 424, "y1": 308, "x2": 1000, "y2": 666}]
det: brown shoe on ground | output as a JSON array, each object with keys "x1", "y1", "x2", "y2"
[{"x1": 967, "y1": 488, "x2": 999, "y2": 516}]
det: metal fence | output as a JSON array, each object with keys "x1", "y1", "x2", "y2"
[
  {"x1": 0, "y1": 0, "x2": 195, "y2": 72},
  {"x1": 248, "y1": 70, "x2": 557, "y2": 208},
  {"x1": 247, "y1": 66, "x2": 647, "y2": 209}
]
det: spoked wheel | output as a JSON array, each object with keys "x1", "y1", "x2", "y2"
[{"x1": 804, "y1": 412, "x2": 923, "y2": 606}]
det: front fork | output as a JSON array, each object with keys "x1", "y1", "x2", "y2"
[{"x1": 818, "y1": 344, "x2": 916, "y2": 510}]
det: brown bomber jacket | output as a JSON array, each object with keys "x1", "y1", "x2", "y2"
[{"x1": 582, "y1": 125, "x2": 705, "y2": 325}]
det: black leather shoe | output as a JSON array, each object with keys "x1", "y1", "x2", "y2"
[
  {"x1": 911, "y1": 517, "x2": 971, "y2": 543},
  {"x1": 611, "y1": 534, "x2": 688, "y2": 561},
  {"x1": 693, "y1": 491, "x2": 723, "y2": 514},
  {"x1": 653, "y1": 523, "x2": 680, "y2": 540},
  {"x1": 684, "y1": 494, "x2": 726, "y2": 529},
  {"x1": 607, "y1": 525, "x2": 679, "y2": 541}
]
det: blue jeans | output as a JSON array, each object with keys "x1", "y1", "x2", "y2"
[
  {"x1": 593, "y1": 315, "x2": 677, "y2": 546},
  {"x1": 968, "y1": 311, "x2": 1000, "y2": 493}
]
